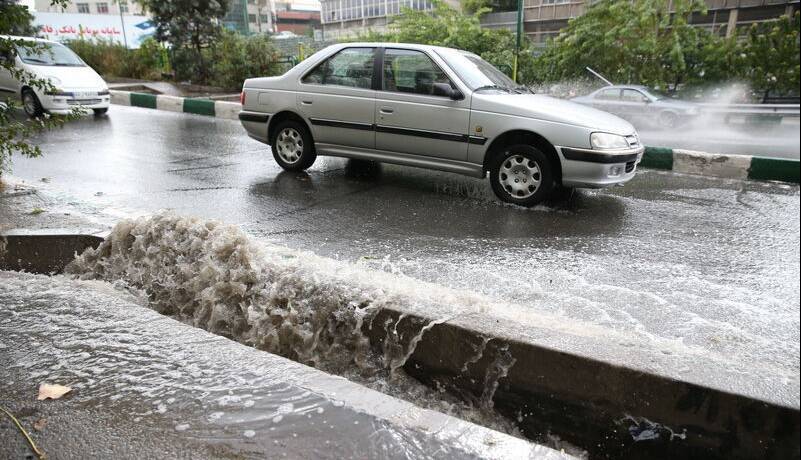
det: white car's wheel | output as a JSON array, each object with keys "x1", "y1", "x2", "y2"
[
  {"x1": 22, "y1": 89, "x2": 44, "y2": 118},
  {"x1": 270, "y1": 120, "x2": 316, "y2": 171},
  {"x1": 488, "y1": 144, "x2": 554, "y2": 207}
]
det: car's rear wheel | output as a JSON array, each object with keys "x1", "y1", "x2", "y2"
[
  {"x1": 22, "y1": 89, "x2": 44, "y2": 118},
  {"x1": 488, "y1": 144, "x2": 553, "y2": 207},
  {"x1": 271, "y1": 120, "x2": 316, "y2": 171}
]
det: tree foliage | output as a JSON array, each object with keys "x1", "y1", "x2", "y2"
[
  {"x1": 534, "y1": 0, "x2": 736, "y2": 91},
  {"x1": 139, "y1": 0, "x2": 229, "y2": 83},
  {"x1": 736, "y1": 13, "x2": 800, "y2": 98},
  {"x1": 361, "y1": 0, "x2": 538, "y2": 82},
  {"x1": 1, "y1": 0, "x2": 79, "y2": 174}
]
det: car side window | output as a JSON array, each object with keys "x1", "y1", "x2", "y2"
[
  {"x1": 382, "y1": 49, "x2": 452, "y2": 96},
  {"x1": 621, "y1": 89, "x2": 648, "y2": 103},
  {"x1": 596, "y1": 89, "x2": 621, "y2": 101},
  {"x1": 301, "y1": 47, "x2": 374, "y2": 89}
]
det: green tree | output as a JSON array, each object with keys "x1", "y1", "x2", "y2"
[
  {"x1": 139, "y1": 0, "x2": 229, "y2": 83},
  {"x1": 206, "y1": 29, "x2": 280, "y2": 90},
  {"x1": 1, "y1": 0, "x2": 79, "y2": 175},
  {"x1": 534, "y1": 0, "x2": 731, "y2": 92},
  {"x1": 362, "y1": 0, "x2": 538, "y2": 82},
  {"x1": 736, "y1": 13, "x2": 800, "y2": 100}
]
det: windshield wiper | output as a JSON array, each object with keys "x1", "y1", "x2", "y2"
[
  {"x1": 23, "y1": 58, "x2": 50, "y2": 64},
  {"x1": 474, "y1": 85, "x2": 513, "y2": 93}
]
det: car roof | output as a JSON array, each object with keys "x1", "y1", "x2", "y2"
[
  {"x1": 0, "y1": 35, "x2": 60, "y2": 45},
  {"x1": 327, "y1": 42, "x2": 467, "y2": 55},
  {"x1": 596, "y1": 84, "x2": 651, "y2": 92}
]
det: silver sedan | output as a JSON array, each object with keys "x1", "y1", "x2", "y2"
[{"x1": 239, "y1": 43, "x2": 643, "y2": 207}]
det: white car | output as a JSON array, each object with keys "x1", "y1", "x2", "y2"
[
  {"x1": 239, "y1": 43, "x2": 643, "y2": 207},
  {"x1": 0, "y1": 35, "x2": 110, "y2": 117}
]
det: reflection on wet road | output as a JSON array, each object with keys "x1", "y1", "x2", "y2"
[{"x1": 12, "y1": 105, "x2": 801, "y2": 407}]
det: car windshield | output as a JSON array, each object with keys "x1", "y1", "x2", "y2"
[
  {"x1": 436, "y1": 48, "x2": 520, "y2": 92},
  {"x1": 16, "y1": 42, "x2": 85, "y2": 67}
]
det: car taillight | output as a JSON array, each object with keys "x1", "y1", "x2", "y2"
[{"x1": 240, "y1": 91, "x2": 245, "y2": 105}]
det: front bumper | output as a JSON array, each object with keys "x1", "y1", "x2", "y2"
[
  {"x1": 557, "y1": 145, "x2": 644, "y2": 188},
  {"x1": 40, "y1": 90, "x2": 110, "y2": 114}
]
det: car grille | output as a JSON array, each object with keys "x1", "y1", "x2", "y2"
[
  {"x1": 625, "y1": 161, "x2": 636, "y2": 173},
  {"x1": 625, "y1": 135, "x2": 640, "y2": 148},
  {"x1": 67, "y1": 99, "x2": 102, "y2": 105}
]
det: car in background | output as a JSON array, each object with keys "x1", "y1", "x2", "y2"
[
  {"x1": 572, "y1": 85, "x2": 699, "y2": 129},
  {"x1": 0, "y1": 35, "x2": 110, "y2": 118},
  {"x1": 239, "y1": 43, "x2": 643, "y2": 207}
]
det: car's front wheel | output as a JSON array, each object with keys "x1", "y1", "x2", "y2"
[
  {"x1": 488, "y1": 144, "x2": 554, "y2": 207},
  {"x1": 270, "y1": 120, "x2": 316, "y2": 171},
  {"x1": 21, "y1": 89, "x2": 44, "y2": 118},
  {"x1": 93, "y1": 108, "x2": 108, "y2": 116}
]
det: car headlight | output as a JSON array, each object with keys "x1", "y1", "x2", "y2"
[
  {"x1": 45, "y1": 75, "x2": 62, "y2": 86},
  {"x1": 591, "y1": 132, "x2": 629, "y2": 150}
]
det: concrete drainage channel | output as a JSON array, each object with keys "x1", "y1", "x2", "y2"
[{"x1": 3, "y1": 222, "x2": 799, "y2": 460}]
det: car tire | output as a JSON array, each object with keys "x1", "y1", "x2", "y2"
[
  {"x1": 93, "y1": 108, "x2": 108, "y2": 115},
  {"x1": 658, "y1": 111, "x2": 678, "y2": 129},
  {"x1": 488, "y1": 144, "x2": 554, "y2": 207},
  {"x1": 21, "y1": 88, "x2": 44, "y2": 118},
  {"x1": 270, "y1": 120, "x2": 316, "y2": 171}
]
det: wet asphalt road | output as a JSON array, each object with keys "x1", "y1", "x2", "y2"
[{"x1": 9, "y1": 105, "x2": 801, "y2": 407}]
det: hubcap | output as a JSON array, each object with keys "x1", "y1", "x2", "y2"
[
  {"x1": 23, "y1": 93, "x2": 37, "y2": 115},
  {"x1": 498, "y1": 154, "x2": 541, "y2": 199},
  {"x1": 276, "y1": 128, "x2": 303, "y2": 164}
]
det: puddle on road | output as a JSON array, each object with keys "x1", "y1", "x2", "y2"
[{"x1": 61, "y1": 212, "x2": 584, "y2": 452}]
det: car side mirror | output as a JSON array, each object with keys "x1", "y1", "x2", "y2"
[{"x1": 433, "y1": 82, "x2": 463, "y2": 100}]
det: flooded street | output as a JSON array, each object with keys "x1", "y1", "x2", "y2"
[{"x1": 7, "y1": 106, "x2": 798, "y2": 410}]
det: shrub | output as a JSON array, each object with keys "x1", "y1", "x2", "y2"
[{"x1": 66, "y1": 38, "x2": 163, "y2": 80}]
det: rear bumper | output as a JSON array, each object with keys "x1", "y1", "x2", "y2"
[
  {"x1": 239, "y1": 111, "x2": 270, "y2": 143},
  {"x1": 557, "y1": 145, "x2": 644, "y2": 188}
]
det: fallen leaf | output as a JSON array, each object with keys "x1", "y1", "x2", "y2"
[
  {"x1": 28, "y1": 208, "x2": 45, "y2": 215},
  {"x1": 37, "y1": 383, "x2": 72, "y2": 400},
  {"x1": 33, "y1": 418, "x2": 47, "y2": 431}
]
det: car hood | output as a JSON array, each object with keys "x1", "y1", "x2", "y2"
[
  {"x1": 472, "y1": 93, "x2": 636, "y2": 135},
  {"x1": 33, "y1": 65, "x2": 107, "y2": 90}
]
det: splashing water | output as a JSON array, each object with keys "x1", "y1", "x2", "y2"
[{"x1": 65, "y1": 212, "x2": 525, "y2": 436}]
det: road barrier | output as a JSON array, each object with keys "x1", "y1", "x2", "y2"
[
  {"x1": 641, "y1": 147, "x2": 800, "y2": 184},
  {"x1": 110, "y1": 90, "x2": 239, "y2": 120},
  {"x1": 109, "y1": 90, "x2": 800, "y2": 185}
]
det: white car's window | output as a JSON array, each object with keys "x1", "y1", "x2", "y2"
[
  {"x1": 596, "y1": 89, "x2": 621, "y2": 100},
  {"x1": 16, "y1": 42, "x2": 85, "y2": 67},
  {"x1": 434, "y1": 48, "x2": 515, "y2": 90},
  {"x1": 382, "y1": 49, "x2": 451, "y2": 96},
  {"x1": 302, "y1": 47, "x2": 374, "y2": 89},
  {"x1": 621, "y1": 89, "x2": 648, "y2": 103}
]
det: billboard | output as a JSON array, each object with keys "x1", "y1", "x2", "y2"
[{"x1": 33, "y1": 12, "x2": 156, "y2": 49}]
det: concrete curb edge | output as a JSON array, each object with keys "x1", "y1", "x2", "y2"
[{"x1": 108, "y1": 90, "x2": 800, "y2": 184}]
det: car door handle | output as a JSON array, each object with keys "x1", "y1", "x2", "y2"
[
  {"x1": 379, "y1": 107, "x2": 394, "y2": 114},
  {"x1": 301, "y1": 100, "x2": 313, "y2": 105}
]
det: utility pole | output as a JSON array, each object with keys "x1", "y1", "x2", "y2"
[
  {"x1": 118, "y1": 0, "x2": 128, "y2": 48},
  {"x1": 513, "y1": 0, "x2": 523, "y2": 82}
]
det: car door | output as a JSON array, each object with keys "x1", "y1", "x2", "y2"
[
  {"x1": 374, "y1": 48, "x2": 470, "y2": 162},
  {"x1": 592, "y1": 88, "x2": 622, "y2": 116},
  {"x1": 619, "y1": 89, "x2": 650, "y2": 122},
  {"x1": 296, "y1": 47, "x2": 376, "y2": 149},
  {"x1": 0, "y1": 50, "x2": 20, "y2": 101}
]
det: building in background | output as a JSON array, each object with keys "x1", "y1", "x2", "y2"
[
  {"x1": 224, "y1": 0, "x2": 321, "y2": 35},
  {"x1": 481, "y1": 0, "x2": 799, "y2": 47},
  {"x1": 34, "y1": 0, "x2": 146, "y2": 15},
  {"x1": 319, "y1": 0, "x2": 460, "y2": 39},
  {"x1": 275, "y1": 9, "x2": 321, "y2": 35}
]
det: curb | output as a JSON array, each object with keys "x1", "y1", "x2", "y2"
[
  {"x1": 641, "y1": 146, "x2": 800, "y2": 184},
  {"x1": 108, "y1": 91, "x2": 800, "y2": 185},
  {"x1": 110, "y1": 90, "x2": 240, "y2": 120}
]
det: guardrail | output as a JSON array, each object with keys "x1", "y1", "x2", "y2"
[{"x1": 697, "y1": 103, "x2": 800, "y2": 117}]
